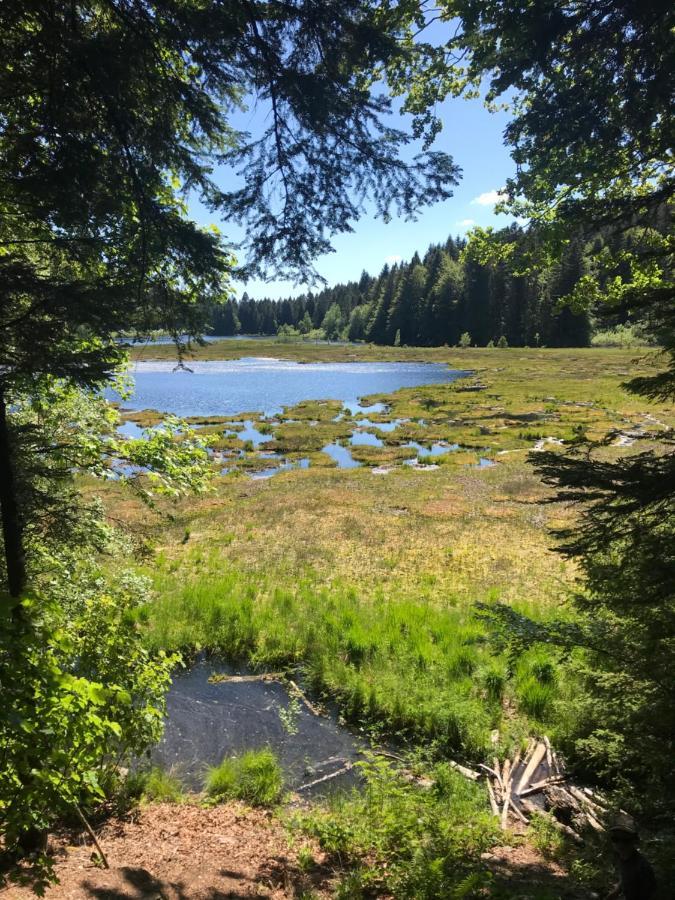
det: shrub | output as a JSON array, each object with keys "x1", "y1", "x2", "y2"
[
  {"x1": 298, "y1": 753, "x2": 497, "y2": 898},
  {"x1": 205, "y1": 748, "x2": 283, "y2": 806}
]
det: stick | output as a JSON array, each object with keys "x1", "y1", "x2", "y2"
[
  {"x1": 75, "y1": 805, "x2": 109, "y2": 869},
  {"x1": 376, "y1": 750, "x2": 408, "y2": 763},
  {"x1": 516, "y1": 742, "x2": 547, "y2": 795},
  {"x1": 296, "y1": 764, "x2": 353, "y2": 792},
  {"x1": 493, "y1": 757, "x2": 501, "y2": 782},
  {"x1": 486, "y1": 779, "x2": 499, "y2": 817},
  {"x1": 287, "y1": 679, "x2": 323, "y2": 717}
]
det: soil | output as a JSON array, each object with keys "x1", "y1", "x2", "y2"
[{"x1": 3, "y1": 803, "x2": 334, "y2": 899}]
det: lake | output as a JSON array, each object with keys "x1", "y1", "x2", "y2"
[{"x1": 111, "y1": 357, "x2": 468, "y2": 418}]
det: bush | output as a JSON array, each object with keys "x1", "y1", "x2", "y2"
[
  {"x1": 590, "y1": 323, "x2": 649, "y2": 347},
  {"x1": 205, "y1": 749, "x2": 283, "y2": 806}
]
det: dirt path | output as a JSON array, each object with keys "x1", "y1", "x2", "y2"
[{"x1": 3, "y1": 803, "x2": 333, "y2": 899}]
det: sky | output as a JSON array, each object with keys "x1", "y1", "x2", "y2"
[{"x1": 188, "y1": 83, "x2": 517, "y2": 300}]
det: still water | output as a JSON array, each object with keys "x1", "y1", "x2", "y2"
[
  {"x1": 152, "y1": 658, "x2": 363, "y2": 794},
  {"x1": 111, "y1": 357, "x2": 467, "y2": 417}
]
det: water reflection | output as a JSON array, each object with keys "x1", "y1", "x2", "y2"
[
  {"x1": 322, "y1": 443, "x2": 361, "y2": 468},
  {"x1": 404, "y1": 441, "x2": 460, "y2": 457},
  {"x1": 349, "y1": 430, "x2": 384, "y2": 447}
]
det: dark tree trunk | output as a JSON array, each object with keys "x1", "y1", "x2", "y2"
[{"x1": 0, "y1": 383, "x2": 25, "y2": 597}]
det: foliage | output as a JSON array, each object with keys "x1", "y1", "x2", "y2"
[
  {"x1": 297, "y1": 753, "x2": 497, "y2": 898},
  {"x1": 0, "y1": 573, "x2": 176, "y2": 892},
  {"x1": 205, "y1": 749, "x2": 284, "y2": 807},
  {"x1": 591, "y1": 324, "x2": 650, "y2": 348},
  {"x1": 0, "y1": 383, "x2": 198, "y2": 888},
  {"x1": 322, "y1": 303, "x2": 344, "y2": 342},
  {"x1": 476, "y1": 439, "x2": 675, "y2": 811}
]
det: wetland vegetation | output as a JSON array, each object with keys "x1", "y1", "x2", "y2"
[{"x1": 97, "y1": 342, "x2": 673, "y2": 895}]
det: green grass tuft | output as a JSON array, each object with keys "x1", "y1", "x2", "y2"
[{"x1": 205, "y1": 748, "x2": 283, "y2": 807}]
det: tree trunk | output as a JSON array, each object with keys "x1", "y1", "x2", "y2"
[{"x1": 0, "y1": 384, "x2": 25, "y2": 597}]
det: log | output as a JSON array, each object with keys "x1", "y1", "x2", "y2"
[
  {"x1": 493, "y1": 757, "x2": 501, "y2": 782},
  {"x1": 543, "y1": 735, "x2": 553, "y2": 772},
  {"x1": 515, "y1": 742, "x2": 547, "y2": 795},
  {"x1": 520, "y1": 800, "x2": 583, "y2": 845},
  {"x1": 519, "y1": 775, "x2": 566, "y2": 797},
  {"x1": 449, "y1": 761, "x2": 481, "y2": 781},
  {"x1": 486, "y1": 779, "x2": 499, "y2": 817},
  {"x1": 501, "y1": 779, "x2": 513, "y2": 830},
  {"x1": 584, "y1": 811, "x2": 605, "y2": 833},
  {"x1": 568, "y1": 786, "x2": 604, "y2": 815},
  {"x1": 517, "y1": 739, "x2": 535, "y2": 783},
  {"x1": 509, "y1": 797, "x2": 529, "y2": 824},
  {"x1": 500, "y1": 758, "x2": 513, "y2": 830}
]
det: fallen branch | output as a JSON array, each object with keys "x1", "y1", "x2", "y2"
[
  {"x1": 479, "y1": 764, "x2": 504, "y2": 791},
  {"x1": 296, "y1": 764, "x2": 353, "y2": 792},
  {"x1": 287, "y1": 679, "x2": 324, "y2": 717},
  {"x1": 486, "y1": 779, "x2": 500, "y2": 817},
  {"x1": 209, "y1": 672, "x2": 285, "y2": 684},
  {"x1": 509, "y1": 797, "x2": 529, "y2": 824}
]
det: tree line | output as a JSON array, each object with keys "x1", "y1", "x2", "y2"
[{"x1": 210, "y1": 225, "x2": 634, "y2": 347}]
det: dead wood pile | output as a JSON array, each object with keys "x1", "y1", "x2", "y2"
[{"x1": 450, "y1": 736, "x2": 611, "y2": 841}]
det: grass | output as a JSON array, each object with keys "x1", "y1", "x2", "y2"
[{"x1": 205, "y1": 749, "x2": 284, "y2": 806}]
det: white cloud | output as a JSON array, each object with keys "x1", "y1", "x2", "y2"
[
  {"x1": 456, "y1": 218, "x2": 476, "y2": 228},
  {"x1": 384, "y1": 254, "x2": 402, "y2": 265},
  {"x1": 472, "y1": 189, "x2": 506, "y2": 207}
]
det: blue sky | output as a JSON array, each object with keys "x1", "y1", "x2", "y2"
[{"x1": 189, "y1": 90, "x2": 516, "y2": 300}]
